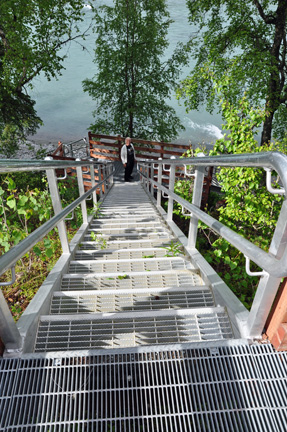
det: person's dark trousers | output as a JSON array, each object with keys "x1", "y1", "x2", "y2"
[{"x1": 125, "y1": 157, "x2": 134, "y2": 181}]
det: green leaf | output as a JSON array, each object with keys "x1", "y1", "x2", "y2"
[
  {"x1": 45, "y1": 248, "x2": 53, "y2": 258},
  {"x1": 33, "y1": 246, "x2": 42, "y2": 257},
  {"x1": 7, "y1": 178, "x2": 16, "y2": 190},
  {"x1": 117, "y1": 274, "x2": 128, "y2": 280},
  {"x1": 6, "y1": 197, "x2": 16, "y2": 209}
]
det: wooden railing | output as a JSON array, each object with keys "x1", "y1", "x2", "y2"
[
  {"x1": 47, "y1": 133, "x2": 213, "y2": 207},
  {"x1": 88, "y1": 132, "x2": 188, "y2": 161},
  {"x1": 50, "y1": 141, "x2": 65, "y2": 157}
]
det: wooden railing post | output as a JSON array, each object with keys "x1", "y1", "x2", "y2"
[
  {"x1": 118, "y1": 135, "x2": 122, "y2": 160},
  {"x1": 88, "y1": 131, "x2": 93, "y2": 159},
  {"x1": 160, "y1": 143, "x2": 164, "y2": 159}
]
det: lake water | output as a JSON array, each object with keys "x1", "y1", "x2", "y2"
[{"x1": 28, "y1": 0, "x2": 223, "y2": 147}]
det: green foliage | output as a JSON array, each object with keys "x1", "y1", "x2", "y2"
[
  {"x1": 90, "y1": 231, "x2": 107, "y2": 250},
  {"x1": 0, "y1": 0, "x2": 88, "y2": 155},
  {"x1": 174, "y1": 72, "x2": 287, "y2": 308},
  {"x1": 162, "y1": 240, "x2": 183, "y2": 257},
  {"x1": 83, "y1": 0, "x2": 188, "y2": 141},
  {"x1": 0, "y1": 90, "x2": 43, "y2": 156},
  {"x1": 178, "y1": 0, "x2": 287, "y2": 144},
  {"x1": 0, "y1": 172, "x2": 83, "y2": 320},
  {"x1": 117, "y1": 274, "x2": 129, "y2": 280},
  {"x1": 209, "y1": 73, "x2": 286, "y2": 240},
  {"x1": 197, "y1": 230, "x2": 259, "y2": 309},
  {"x1": 0, "y1": 171, "x2": 46, "y2": 192},
  {"x1": 0, "y1": 175, "x2": 52, "y2": 252}
]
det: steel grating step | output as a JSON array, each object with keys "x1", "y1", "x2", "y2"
[
  {"x1": 92, "y1": 216, "x2": 161, "y2": 223},
  {"x1": 89, "y1": 221, "x2": 163, "y2": 230},
  {"x1": 1, "y1": 344, "x2": 286, "y2": 431},
  {"x1": 61, "y1": 271, "x2": 204, "y2": 291},
  {"x1": 88, "y1": 226, "x2": 166, "y2": 235},
  {"x1": 98, "y1": 208, "x2": 158, "y2": 214},
  {"x1": 78, "y1": 238, "x2": 180, "y2": 250},
  {"x1": 83, "y1": 232, "x2": 171, "y2": 241},
  {"x1": 50, "y1": 287, "x2": 215, "y2": 314},
  {"x1": 96, "y1": 211, "x2": 159, "y2": 218},
  {"x1": 68, "y1": 257, "x2": 196, "y2": 274},
  {"x1": 34, "y1": 308, "x2": 233, "y2": 352},
  {"x1": 74, "y1": 247, "x2": 177, "y2": 260},
  {"x1": 99, "y1": 208, "x2": 156, "y2": 213}
]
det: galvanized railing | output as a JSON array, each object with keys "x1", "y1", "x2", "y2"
[
  {"x1": 138, "y1": 151, "x2": 287, "y2": 339},
  {"x1": 0, "y1": 158, "x2": 114, "y2": 354}
]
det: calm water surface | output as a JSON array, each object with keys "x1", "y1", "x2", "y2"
[{"x1": 29, "y1": 1, "x2": 223, "y2": 146}]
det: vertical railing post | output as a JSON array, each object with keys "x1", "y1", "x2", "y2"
[
  {"x1": 117, "y1": 135, "x2": 122, "y2": 160},
  {"x1": 89, "y1": 160, "x2": 97, "y2": 208},
  {"x1": 45, "y1": 157, "x2": 70, "y2": 254},
  {"x1": 167, "y1": 157, "x2": 176, "y2": 222},
  {"x1": 150, "y1": 163, "x2": 154, "y2": 197},
  {"x1": 0, "y1": 289, "x2": 23, "y2": 353},
  {"x1": 104, "y1": 164, "x2": 107, "y2": 193},
  {"x1": 109, "y1": 163, "x2": 113, "y2": 188},
  {"x1": 98, "y1": 164, "x2": 103, "y2": 199},
  {"x1": 76, "y1": 159, "x2": 88, "y2": 224},
  {"x1": 246, "y1": 199, "x2": 287, "y2": 338},
  {"x1": 157, "y1": 159, "x2": 162, "y2": 208},
  {"x1": 139, "y1": 164, "x2": 143, "y2": 184},
  {"x1": 146, "y1": 164, "x2": 150, "y2": 192},
  {"x1": 187, "y1": 165, "x2": 205, "y2": 249},
  {"x1": 144, "y1": 164, "x2": 148, "y2": 191}
]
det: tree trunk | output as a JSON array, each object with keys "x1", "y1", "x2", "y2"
[
  {"x1": 128, "y1": 112, "x2": 133, "y2": 137},
  {"x1": 261, "y1": 111, "x2": 274, "y2": 145},
  {"x1": 259, "y1": 0, "x2": 287, "y2": 145}
]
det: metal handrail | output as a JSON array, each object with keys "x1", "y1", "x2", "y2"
[
  {"x1": 138, "y1": 151, "x2": 287, "y2": 278},
  {"x1": 0, "y1": 160, "x2": 114, "y2": 277},
  {"x1": 0, "y1": 158, "x2": 111, "y2": 173},
  {"x1": 139, "y1": 151, "x2": 287, "y2": 194},
  {"x1": 138, "y1": 151, "x2": 287, "y2": 338},
  {"x1": 139, "y1": 172, "x2": 287, "y2": 278}
]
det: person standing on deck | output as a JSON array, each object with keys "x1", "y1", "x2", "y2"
[{"x1": 121, "y1": 137, "x2": 136, "y2": 182}]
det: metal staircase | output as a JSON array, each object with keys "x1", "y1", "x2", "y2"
[
  {"x1": 1, "y1": 153, "x2": 287, "y2": 430},
  {"x1": 33, "y1": 181, "x2": 233, "y2": 353}
]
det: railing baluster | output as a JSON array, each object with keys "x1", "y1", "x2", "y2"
[
  {"x1": 247, "y1": 199, "x2": 287, "y2": 337},
  {"x1": 0, "y1": 289, "x2": 23, "y2": 353},
  {"x1": 157, "y1": 159, "x2": 162, "y2": 208},
  {"x1": 150, "y1": 163, "x2": 154, "y2": 197},
  {"x1": 167, "y1": 161, "x2": 176, "y2": 222},
  {"x1": 98, "y1": 165, "x2": 103, "y2": 199},
  {"x1": 187, "y1": 165, "x2": 205, "y2": 249},
  {"x1": 89, "y1": 160, "x2": 97, "y2": 207},
  {"x1": 76, "y1": 159, "x2": 88, "y2": 225},
  {"x1": 45, "y1": 157, "x2": 70, "y2": 254}
]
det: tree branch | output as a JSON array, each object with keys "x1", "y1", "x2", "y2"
[{"x1": 252, "y1": 0, "x2": 276, "y2": 24}]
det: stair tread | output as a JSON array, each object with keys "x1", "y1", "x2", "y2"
[
  {"x1": 53, "y1": 285, "x2": 211, "y2": 295},
  {"x1": 50, "y1": 286, "x2": 215, "y2": 314},
  {"x1": 42, "y1": 306, "x2": 227, "y2": 320},
  {"x1": 33, "y1": 180, "x2": 235, "y2": 354},
  {"x1": 68, "y1": 258, "x2": 196, "y2": 274},
  {"x1": 74, "y1": 248, "x2": 180, "y2": 260},
  {"x1": 35, "y1": 307, "x2": 233, "y2": 352}
]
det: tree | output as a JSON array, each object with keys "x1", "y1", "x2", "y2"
[
  {"x1": 0, "y1": 0, "x2": 90, "y2": 156},
  {"x1": 83, "y1": 0, "x2": 188, "y2": 141},
  {"x1": 177, "y1": 0, "x2": 287, "y2": 145}
]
